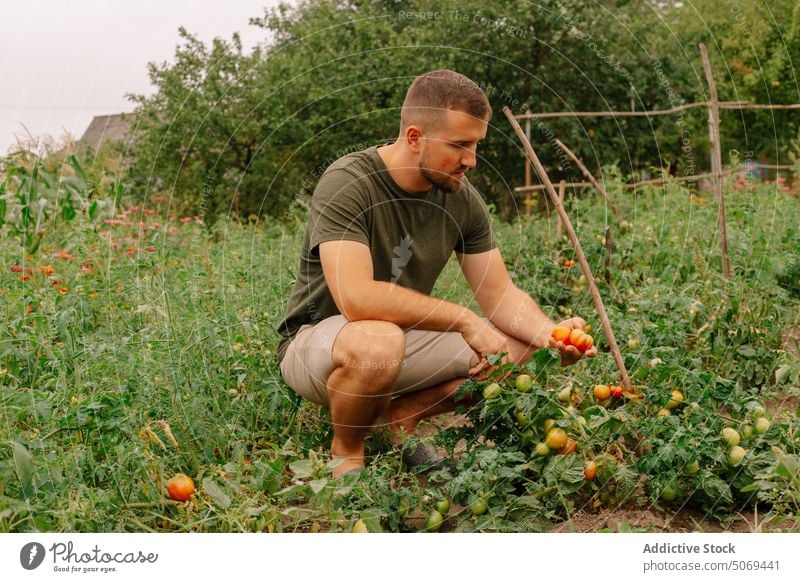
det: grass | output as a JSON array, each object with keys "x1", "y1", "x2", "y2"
[{"x1": 1, "y1": 176, "x2": 799, "y2": 532}]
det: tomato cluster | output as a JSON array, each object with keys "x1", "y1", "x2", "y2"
[{"x1": 551, "y1": 326, "x2": 594, "y2": 351}]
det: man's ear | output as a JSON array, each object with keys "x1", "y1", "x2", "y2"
[{"x1": 405, "y1": 125, "x2": 424, "y2": 153}]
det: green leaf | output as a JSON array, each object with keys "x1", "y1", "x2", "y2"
[
  {"x1": 775, "y1": 364, "x2": 792, "y2": 384},
  {"x1": 12, "y1": 440, "x2": 34, "y2": 498},
  {"x1": 309, "y1": 478, "x2": 327, "y2": 494},
  {"x1": 61, "y1": 205, "x2": 76, "y2": 221},
  {"x1": 68, "y1": 154, "x2": 88, "y2": 184},
  {"x1": 202, "y1": 477, "x2": 231, "y2": 509},
  {"x1": 701, "y1": 474, "x2": 733, "y2": 507},
  {"x1": 775, "y1": 455, "x2": 800, "y2": 481},
  {"x1": 737, "y1": 345, "x2": 757, "y2": 358},
  {"x1": 289, "y1": 459, "x2": 313, "y2": 478},
  {"x1": 358, "y1": 509, "x2": 384, "y2": 533}
]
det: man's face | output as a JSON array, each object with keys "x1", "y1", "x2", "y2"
[{"x1": 418, "y1": 109, "x2": 488, "y2": 193}]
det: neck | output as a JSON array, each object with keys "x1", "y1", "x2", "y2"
[{"x1": 377, "y1": 141, "x2": 432, "y2": 193}]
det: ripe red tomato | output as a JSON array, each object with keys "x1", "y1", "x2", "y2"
[
  {"x1": 609, "y1": 385, "x2": 624, "y2": 398},
  {"x1": 572, "y1": 332, "x2": 594, "y2": 351},
  {"x1": 166, "y1": 473, "x2": 195, "y2": 501}
]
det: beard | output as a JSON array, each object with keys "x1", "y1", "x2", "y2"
[{"x1": 418, "y1": 149, "x2": 466, "y2": 193}]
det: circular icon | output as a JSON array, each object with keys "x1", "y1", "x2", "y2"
[{"x1": 20, "y1": 542, "x2": 46, "y2": 570}]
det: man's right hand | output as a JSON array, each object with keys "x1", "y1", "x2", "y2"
[{"x1": 461, "y1": 314, "x2": 510, "y2": 379}]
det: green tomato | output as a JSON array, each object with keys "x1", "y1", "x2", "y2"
[
  {"x1": 740, "y1": 424, "x2": 753, "y2": 440},
  {"x1": 755, "y1": 417, "x2": 771, "y2": 434},
  {"x1": 435, "y1": 499, "x2": 450, "y2": 515},
  {"x1": 515, "y1": 410, "x2": 530, "y2": 427},
  {"x1": 515, "y1": 374, "x2": 533, "y2": 392},
  {"x1": 397, "y1": 499, "x2": 409, "y2": 518},
  {"x1": 534, "y1": 442, "x2": 551, "y2": 457},
  {"x1": 721, "y1": 427, "x2": 740, "y2": 447},
  {"x1": 684, "y1": 460, "x2": 700, "y2": 476},
  {"x1": 470, "y1": 499, "x2": 488, "y2": 516},
  {"x1": 728, "y1": 446, "x2": 747, "y2": 466},
  {"x1": 424, "y1": 510, "x2": 443, "y2": 532},
  {"x1": 661, "y1": 484, "x2": 678, "y2": 502},
  {"x1": 483, "y1": 383, "x2": 502, "y2": 400}
]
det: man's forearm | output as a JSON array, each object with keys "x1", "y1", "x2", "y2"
[
  {"x1": 483, "y1": 284, "x2": 556, "y2": 349},
  {"x1": 342, "y1": 281, "x2": 480, "y2": 334}
]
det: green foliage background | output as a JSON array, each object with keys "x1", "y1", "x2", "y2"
[{"x1": 127, "y1": 0, "x2": 800, "y2": 222}]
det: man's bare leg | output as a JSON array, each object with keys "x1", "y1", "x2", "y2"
[{"x1": 326, "y1": 320, "x2": 405, "y2": 477}]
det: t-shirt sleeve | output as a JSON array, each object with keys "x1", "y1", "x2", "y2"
[
  {"x1": 456, "y1": 182, "x2": 496, "y2": 254},
  {"x1": 308, "y1": 169, "x2": 370, "y2": 255}
]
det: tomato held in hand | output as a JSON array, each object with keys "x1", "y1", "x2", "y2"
[
  {"x1": 570, "y1": 330, "x2": 594, "y2": 351},
  {"x1": 551, "y1": 326, "x2": 571, "y2": 344}
]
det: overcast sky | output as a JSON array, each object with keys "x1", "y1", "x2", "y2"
[{"x1": 0, "y1": 0, "x2": 283, "y2": 154}]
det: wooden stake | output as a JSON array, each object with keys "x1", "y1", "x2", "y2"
[
  {"x1": 503, "y1": 106, "x2": 632, "y2": 391},
  {"x1": 555, "y1": 138, "x2": 620, "y2": 216},
  {"x1": 524, "y1": 115, "x2": 532, "y2": 219},
  {"x1": 700, "y1": 43, "x2": 732, "y2": 280},
  {"x1": 604, "y1": 226, "x2": 613, "y2": 287},
  {"x1": 556, "y1": 180, "x2": 566, "y2": 240}
]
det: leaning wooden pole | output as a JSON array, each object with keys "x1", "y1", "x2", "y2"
[
  {"x1": 699, "y1": 43, "x2": 732, "y2": 280},
  {"x1": 554, "y1": 138, "x2": 621, "y2": 217},
  {"x1": 503, "y1": 106, "x2": 632, "y2": 391},
  {"x1": 555, "y1": 180, "x2": 566, "y2": 240},
  {"x1": 524, "y1": 115, "x2": 532, "y2": 219}
]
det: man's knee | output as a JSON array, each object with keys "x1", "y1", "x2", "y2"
[{"x1": 332, "y1": 320, "x2": 406, "y2": 376}]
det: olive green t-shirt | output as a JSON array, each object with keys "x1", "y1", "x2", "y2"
[{"x1": 275, "y1": 144, "x2": 496, "y2": 364}]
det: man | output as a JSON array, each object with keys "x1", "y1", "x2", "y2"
[{"x1": 277, "y1": 70, "x2": 596, "y2": 477}]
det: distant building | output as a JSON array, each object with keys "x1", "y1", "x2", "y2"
[{"x1": 79, "y1": 112, "x2": 136, "y2": 151}]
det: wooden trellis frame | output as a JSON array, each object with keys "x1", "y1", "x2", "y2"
[{"x1": 515, "y1": 44, "x2": 800, "y2": 281}]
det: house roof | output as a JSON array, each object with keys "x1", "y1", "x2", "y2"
[{"x1": 79, "y1": 112, "x2": 136, "y2": 150}]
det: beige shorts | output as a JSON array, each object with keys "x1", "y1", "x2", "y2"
[{"x1": 279, "y1": 315, "x2": 478, "y2": 407}]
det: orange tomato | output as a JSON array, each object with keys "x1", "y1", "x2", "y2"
[
  {"x1": 166, "y1": 473, "x2": 195, "y2": 501},
  {"x1": 559, "y1": 437, "x2": 577, "y2": 455},
  {"x1": 551, "y1": 326, "x2": 571, "y2": 343},
  {"x1": 594, "y1": 385, "x2": 611, "y2": 400},
  {"x1": 584, "y1": 460, "x2": 597, "y2": 480}
]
